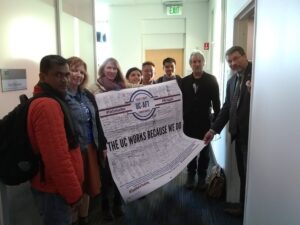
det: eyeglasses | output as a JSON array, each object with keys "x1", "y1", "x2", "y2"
[{"x1": 227, "y1": 55, "x2": 242, "y2": 64}]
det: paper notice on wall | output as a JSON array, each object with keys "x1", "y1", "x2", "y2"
[{"x1": 95, "y1": 80, "x2": 205, "y2": 203}]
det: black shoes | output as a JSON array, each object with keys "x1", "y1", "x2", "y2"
[
  {"x1": 185, "y1": 174, "x2": 195, "y2": 189},
  {"x1": 195, "y1": 179, "x2": 207, "y2": 192},
  {"x1": 113, "y1": 205, "x2": 124, "y2": 217},
  {"x1": 102, "y1": 209, "x2": 114, "y2": 221},
  {"x1": 102, "y1": 206, "x2": 124, "y2": 221},
  {"x1": 224, "y1": 206, "x2": 244, "y2": 217},
  {"x1": 185, "y1": 174, "x2": 207, "y2": 191},
  {"x1": 71, "y1": 216, "x2": 89, "y2": 225}
]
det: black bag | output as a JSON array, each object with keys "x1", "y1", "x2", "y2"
[
  {"x1": 206, "y1": 165, "x2": 226, "y2": 199},
  {"x1": 0, "y1": 94, "x2": 42, "y2": 185}
]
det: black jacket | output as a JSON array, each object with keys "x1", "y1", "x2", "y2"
[
  {"x1": 181, "y1": 72, "x2": 220, "y2": 139},
  {"x1": 211, "y1": 62, "x2": 252, "y2": 144}
]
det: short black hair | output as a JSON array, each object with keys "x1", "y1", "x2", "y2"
[
  {"x1": 163, "y1": 57, "x2": 176, "y2": 66},
  {"x1": 142, "y1": 61, "x2": 155, "y2": 68},
  {"x1": 40, "y1": 55, "x2": 68, "y2": 74},
  {"x1": 126, "y1": 67, "x2": 142, "y2": 79},
  {"x1": 225, "y1": 46, "x2": 246, "y2": 56}
]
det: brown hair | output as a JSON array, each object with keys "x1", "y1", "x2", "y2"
[
  {"x1": 163, "y1": 57, "x2": 176, "y2": 66},
  {"x1": 225, "y1": 46, "x2": 246, "y2": 56}
]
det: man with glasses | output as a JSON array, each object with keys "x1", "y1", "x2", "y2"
[{"x1": 204, "y1": 46, "x2": 252, "y2": 217}]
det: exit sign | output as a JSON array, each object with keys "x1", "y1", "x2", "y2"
[{"x1": 166, "y1": 5, "x2": 182, "y2": 16}]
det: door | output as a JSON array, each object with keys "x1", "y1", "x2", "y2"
[{"x1": 145, "y1": 49, "x2": 184, "y2": 80}]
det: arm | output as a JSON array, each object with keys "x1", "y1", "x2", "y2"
[
  {"x1": 204, "y1": 78, "x2": 232, "y2": 144},
  {"x1": 211, "y1": 76, "x2": 221, "y2": 120},
  {"x1": 84, "y1": 89, "x2": 108, "y2": 164}
]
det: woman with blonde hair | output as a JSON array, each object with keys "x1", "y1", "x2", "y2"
[
  {"x1": 89, "y1": 57, "x2": 126, "y2": 94},
  {"x1": 66, "y1": 56, "x2": 107, "y2": 225},
  {"x1": 89, "y1": 57, "x2": 125, "y2": 221}
]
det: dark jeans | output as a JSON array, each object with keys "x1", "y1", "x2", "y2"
[
  {"x1": 187, "y1": 143, "x2": 211, "y2": 180},
  {"x1": 101, "y1": 159, "x2": 122, "y2": 210},
  {"x1": 235, "y1": 140, "x2": 248, "y2": 207},
  {"x1": 31, "y1": 188, "x2": 72, "y2": 225}
]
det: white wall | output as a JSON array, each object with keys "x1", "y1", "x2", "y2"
[
  {"x1": 97, "y1": 2, "x2": 209, "y2": 76},
  {"x1": 0, "y1": 0, "x2": 96, "y2": 119},
  {"x1": 0, "y1": 0, "x2": 57, "y2": 118},
  {"x1": 60, "y1": 5, "x2": 96, "y2": 86},
  {"x1": 245, "y1": 0, "x2": 300, "y2": 224},
  {"x1": 208, "y1": 0, "x2": 226, "y2": 168}
]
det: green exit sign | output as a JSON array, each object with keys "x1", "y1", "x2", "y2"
[{"x1": 166, "y1": 5, "x2": 182, "y2": 16}]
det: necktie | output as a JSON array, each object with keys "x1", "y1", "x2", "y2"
[{"x1": 229, "y1": 75, "x2": 242, "y2": 138}]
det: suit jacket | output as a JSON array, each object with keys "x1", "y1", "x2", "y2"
[
  {"x1": 181, "y1": 72, "x2": 220, "y2": 139},
  {"x1": 211, "y1": 62, "x2": 252, "y2": 144}
]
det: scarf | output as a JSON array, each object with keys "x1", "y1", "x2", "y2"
[
  {"x1": 36, "y1": 82, "x2": 79, "y2": 149},
  {"x1": 98, "y1": 76, "x2": 125, "y2": 91}
]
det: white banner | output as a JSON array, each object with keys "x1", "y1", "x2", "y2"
[{"x1": 95, "y1": 80, "x2": 205, "y2": 203}]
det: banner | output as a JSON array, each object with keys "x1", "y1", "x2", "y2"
[{"x1": 95, "y1": 80, "x2": 205, "y2": 203}]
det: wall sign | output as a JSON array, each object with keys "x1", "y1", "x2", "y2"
[
  {"x1": 0, "y1": 69, "x2": 27, "y2": 92},
  {"x1": 204, "y1": 42, "x2": 209, "y2": 50},
  {"x1": 166, "y1": 5, "x2": 182, "y2": 16}
]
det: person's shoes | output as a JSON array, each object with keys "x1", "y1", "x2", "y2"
[
  {"x1": 102, "y1": 209, "x2": 114, "y2": 221},
  {"x1": 185, "y1": 174, "x2": 195, "y2": 189},
  {"x1": 224, "y1": 207, "x2": 244, "y2": 217},
  {"x1": 112, "y1": 205, "x2": 124, "y2": 218},
  {"x1": 195, "y1": 179, "x2": 207, "y2": 192},
  {"x1": 78, "y1": 216, "x2": 88, "y2": 225}
]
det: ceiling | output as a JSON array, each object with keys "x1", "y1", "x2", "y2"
[
  {"x1": 96, "y1": 0, "x2": 208, "y2": 5},
  {"x1": 55, "y1": 0, "x2": 208, "y2": 24}
]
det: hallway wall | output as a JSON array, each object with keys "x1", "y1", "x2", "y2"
[
  {"x1": 245, "y1": 0, "x2": 300, "y2": 224},
  {"x1": 0, "y1": 0, "x2": 96, "y2": 119},
  {"x1": 98, "y1": 1, "x2": 209, "y2": 77},
  {"x1": 0, "y1": 0, "x2": 57, "y2": 118}
]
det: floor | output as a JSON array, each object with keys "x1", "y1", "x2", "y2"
[{"x1": 88, "y1": 169, "x2": 243, "y2": 225}]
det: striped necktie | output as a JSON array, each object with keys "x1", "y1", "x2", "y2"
[{"x1": 229, "y1": 75, "x2": 242, "y2": 138}]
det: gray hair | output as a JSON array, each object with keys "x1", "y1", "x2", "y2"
[{"x1": 189, "y1": 51, "x2": 205, "y2": 65}]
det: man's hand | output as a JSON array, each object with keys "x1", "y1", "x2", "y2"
[
  {"x1": 203, "y1": 129, "x2": 215, "y2": 145},
  {"x1": 71, "y1": 196, "x2": 83, "y2": 212},
  {"x1": 103, "y1": 149, "x2": 107, "y2": 159},
  {"x1": 246, "y1": 80, "x2": 251, "y2": 93}
]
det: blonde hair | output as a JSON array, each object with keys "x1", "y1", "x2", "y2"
[
  {"x1": 98, "y1": 57, "x2": 125, "y2": 84},
  {"x1": 67, "y1": 56, "x2": 88, "y2": 89}
]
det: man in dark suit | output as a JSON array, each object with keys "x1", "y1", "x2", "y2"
[
  {"x1": 204, "y1": 46, "x2": 252, "y2": 216},
  {"x1": 182, "y1": 51, "x2": 220, "y2": 191}
]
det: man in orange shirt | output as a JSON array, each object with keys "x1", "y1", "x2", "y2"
[{"x1": 28, "y1": 55, "x2": 84, "y2": 225}]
